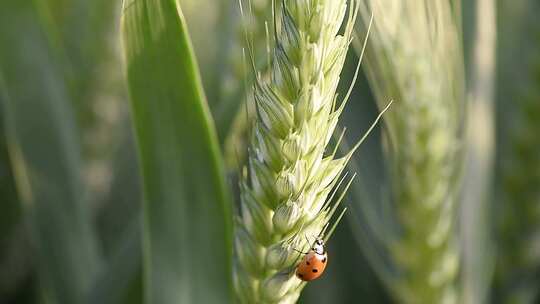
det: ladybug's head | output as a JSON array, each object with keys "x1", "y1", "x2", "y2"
[{"x1": 312, "y1": 238, "x2": 325, "y2": 255}]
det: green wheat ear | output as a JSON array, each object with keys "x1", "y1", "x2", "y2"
[
  {"x1": 354, "y1": 1, "x2": 466, "y2": 303},
  {"x1": 232, "y1": 1, "x2": 385, "y2": 303}
]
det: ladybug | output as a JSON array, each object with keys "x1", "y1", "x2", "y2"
[{"x1": 295, "y1": 238, "x2": 328, "y2": 281}]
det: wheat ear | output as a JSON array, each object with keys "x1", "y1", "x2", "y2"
[
  {"x1": 355, "y1": 1, "x2": 465, "y2": 303},
  {"x1": 233, "y1": 0, "x2": 363, "y2": 303}
]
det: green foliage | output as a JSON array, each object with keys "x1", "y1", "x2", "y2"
[
  {"x1": 495, "y1": 1, "x2": 540, "y2": 302},
  {"x1": 3, "y1": 0, "x2": 540, "y2": 304},
  {"x1": 121, "y1": 0, "x2": 233, "y2": 303},
  {"x1": 0, "y1": 2, "x2": 102, "y2": 303}
]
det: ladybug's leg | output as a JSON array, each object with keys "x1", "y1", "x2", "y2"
[{"x1": 292, "y1": 248, "x2": 309, "y2": 255}]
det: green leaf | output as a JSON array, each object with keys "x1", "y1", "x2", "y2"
[
  {"x1": 121, "y1": 0, "x2": 233, "y2": 303},
  {"x1": 0, "y1": 1, "x2": 102, "y2": 303}
]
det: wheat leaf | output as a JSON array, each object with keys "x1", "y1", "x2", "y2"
[{"x1": 121, "y1": 0, "x2": 233, "y2": 303}]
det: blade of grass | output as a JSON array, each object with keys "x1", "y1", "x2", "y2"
[
  {"x1": 121, "y1": 0, "x2": 233, "y2": 303},
  {"x1": 0, "y1": 1, "x2": 102, "y2": 303}
]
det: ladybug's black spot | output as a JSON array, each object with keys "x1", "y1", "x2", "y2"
[
  {"x1": 312, "y1": 269, "x2": 318, "y2": 273},
  {"x1": 322, "y1": 257, "x2": 327, "y2": 263},
  {"x1": 306, "y1": 261, "x2": 310, "y2": 265}
]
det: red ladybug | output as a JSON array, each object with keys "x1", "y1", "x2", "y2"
[{"x1": 295, "y1": 238, "x2": 327, "y2": 281}]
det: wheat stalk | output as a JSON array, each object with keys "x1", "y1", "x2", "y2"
[
  {"x1": 461, "y1": 0, "x2": 496, "y2": 303},
  {"x1": 355, "y1": 1, "x2": 465, "y2": 303},
  {"x1": 233, "y1": 0, "x2": 362, "y2": 303}
]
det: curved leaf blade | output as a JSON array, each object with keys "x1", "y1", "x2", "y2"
[{"x1": 121, "y1": 0, "x2": 233, "y2": 303}]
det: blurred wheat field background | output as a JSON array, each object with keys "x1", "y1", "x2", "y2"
[{"x1": 0, "y1": 0, "x2": 539, "y2": 303}]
